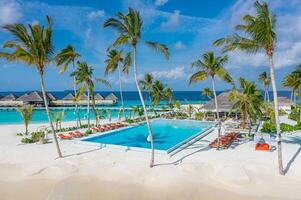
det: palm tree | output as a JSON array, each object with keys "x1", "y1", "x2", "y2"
[
  {"x1": 228, "y1": 78, "x2": 263, "y2": 130},
  {"x1": 163, "y1": 87, "x2": 174, "y2": 109},
  {"x1": 139, "y1": 73, "x2": 154, "y2": 108},
  {"x1": 0, "y1": 16, "x2": 62, "y2": 157},
  {"x1": 17, "y1": 105, "x2": 33, "y2": 135},
  {"x1": 213, "y1": 1, "x2": 284, "y2": 175},
  {"x1": 151, "y1": 80, "x2": 165, "y2": 107},
  {"x1": 282, "y1": 65, "x2": 301, "y2": 104},
  {"x1": 258, "y1": 72, "x2": 270, "y2": 102},
  {"x1": 51, "y1": 111, "x2": 65, "y2": 130},
  {"x1": 55, "y1": 45, "x2": 81, "y2": 127},
  {"x1": 103, "y1": 8, "x2": 169, "y2": 167},
  {"x1": 202, "y1": 87, "x2": 214, "y2": 100},
  {"x1": 71, "y1": 61, "x2": 110, "y2": 129},
  {"x1": 104, "y1": 49, "x2": 131, "y2": 120},
  {"x1": 189, "y1": 51, "x2": 232, "y2": 148}
]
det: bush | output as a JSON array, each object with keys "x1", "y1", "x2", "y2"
[
  {"x1": 21, "y1": 138, "x2": 34, "y2": 143},
  {"x1": 31, "y1": 131, "x2": 45, "y2": 143},
  {"x1": 289, "y1": 107, "x2": 300, "y2": 122},
  {"x1": 261, "y1": 121, "x2": 276, "y2": 133},
  {"x1": 85, "y1": 130, "x2": 93, "y2": 135},
  {"x1": 16, "y1": 133, "x2": 23, "y2": 137},
  {"x1": 261, "y1": 121, "x2": 301, "y2": 133}
]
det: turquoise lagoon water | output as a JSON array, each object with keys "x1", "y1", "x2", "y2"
[
  {"x1": 0, "y1": 99, "x2": 203, "y2": 125},
  {"x1": 82, "y1": 119, "x2": 215, "y2": 151}
]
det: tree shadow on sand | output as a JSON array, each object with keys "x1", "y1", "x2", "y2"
[{"x1": 282, "y1": 136, "x2": 301, "y2": 174}]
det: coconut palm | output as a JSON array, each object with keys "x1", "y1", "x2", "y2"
[
  {"x1": 51, "y1": 111, "x2": 65, "y2": 130},
  {"x1": 163, "y1": 87, "x2": 174, "y2": 109},
  {"x1": 282, "y1": 65, "x2": 301, "y2": 104},
  {"x1": 0, "y1": 16, "x2": 62, "y2": 157},
  {"x1": 189, "y1": 51, "x2": 232, "y2": 148},
  {"x1": 151, "y1": 80, "x2": 165, "y2": 107},
  {"x1": 228, "y1": 78, "x2": 263, "y2": 130},
  {"x1": 258, "y1": 72, "x2": 270, "y2": 102},
  {"x1": 104, "y1": 49, "x2": 131, "y2": 120},
  {"x1": 213, "y1": 1, "x2": 284, "y2": 174},
  {"x1": 202, "y1": 87, "x2": 214, "y2": 100},
  {"x1": 139, "y1": 73, "x2": 154, "y2": 107},
  {"x1": 103, "y1": 8, "x2": 169, "y2": 167},
  {"x1": 55, "y1": 45, "x2": 81, "y2": 127},
  {"x1": 17, "y1": 105, "x2": 33, "y2": 135},
  {"x1": 71, "y1": 61, "x2": 110, "y2": 130}
]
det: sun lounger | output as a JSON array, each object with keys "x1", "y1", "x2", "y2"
[
  {"x1": 209, "y1": 132, "x2": 237, "y2": 149},
  {"x1": 69, "y1": 131, "x2": 84, "y2": 137},
  {"x1": 255, "y1": 143, "x2": 270, "y2": 151},
  {"x1": 58, "y1": 133, "x2": 73, "y2": 140}
]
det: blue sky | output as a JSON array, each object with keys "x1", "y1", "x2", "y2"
[{"x1": 0, "y1": 0, "x2": 300, "y2": 91}]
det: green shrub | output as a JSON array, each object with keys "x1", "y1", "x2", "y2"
[
  {"x1": 16, "y1": 133, "x2": 23, "y2": 137},
  {"x1": 21, "y1": 138, "x2": 34, "y2": 143},
  {"x1": 261, "y1": 121, "x2": 276, "y2": 133},
  {"x1": 31, "y1": 131, "x2": 45, "y2": 142},
  {"x1": 85, "y1": 130, "x2": 93, "y2": 135},
  {"x1": 289, "y1": 107, "x2": 300, "y2": 122}
]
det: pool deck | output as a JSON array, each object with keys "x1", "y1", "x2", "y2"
[{"x1": 0, "y1": 120, "x2": 301, "y2": 200}]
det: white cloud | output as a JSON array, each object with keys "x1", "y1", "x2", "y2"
[
  {"x1": 161, "y1": 10, "x2": 180, "y2": 30},
  {"x1": 87, "y1": 10, "x2": 105, "y2": 21},
  {"x1": 174, "y1": 41, "x2": 186, "y2": 50},
  {"x1": 0, "y1": 0, "x2": 22, "y2": 26},
  {"x1": 151, "y1": 67, "x2": 186, "y2": 80},
  {"x1": 155, "y1": 0, "x2": 168, "y2": 7}
]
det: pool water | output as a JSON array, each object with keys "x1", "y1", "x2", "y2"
[{"x1": 82, "y1": 119, "x2": 215, "y2": 151}]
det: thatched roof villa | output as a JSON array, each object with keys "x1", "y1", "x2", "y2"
[
  {"x1": 0, "y1": 93, "x2": 22, "y2": 106},
  {"x1": 105, "y1": 93, "x2": 118, "y2": 104},
  {"x1": 202, "y1": 91, "x2": 236, "y2": 113}
]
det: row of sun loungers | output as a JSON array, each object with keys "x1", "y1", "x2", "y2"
[
  {"x1": 209, "y1": 132, "x2": 237, "y2": 149},
  {"x1": 57, "y1": 122, "x2": 128, "y2": 140}
]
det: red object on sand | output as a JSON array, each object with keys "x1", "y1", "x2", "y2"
[{"x1": 255, "y1": 143, "x2": 270, "y2": 151}]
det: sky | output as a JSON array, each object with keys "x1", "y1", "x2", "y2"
[{"x1": 0, "y1": 0, "x2": 300, "y2": 92}]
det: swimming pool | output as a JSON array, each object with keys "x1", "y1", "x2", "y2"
[{"x1": 82, "y1": 119, "x2": 215, "y2": 153}]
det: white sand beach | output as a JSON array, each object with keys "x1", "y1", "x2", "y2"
[{"x1": 0, "y1": 120, "x2": 301, "y2": 200}]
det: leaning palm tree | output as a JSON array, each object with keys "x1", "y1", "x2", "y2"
[
  {"x1": 17, "y1": 105, "x2": 33, "y2": 135},
  {"x1": 151, "y1": 80, "x2": 165, "y2": 107},
  {"x1": 104, "y1": 8, "x2": 169, "y2": 167},
  {"x1": 202, "y1": 87, "x2": 214, "y2": 100},
  {"x1": 228, "y1": 78, "x2": 263, "y2": 130},
  {"x1": 104, "y1": 49, "x2": 131, "y2": 120},
  {"x1": 258, "y1": 72, "x2": 270, "y2": 102},
  {"x1": 213, "y1": 1, "x2": 284, "y2": 175},
  {"x1": 189, "y1": 51, "x2": 233, "y2": 148},
  {"x1": 139, "y1": 73, "x2": 154, "y2": 107},
  {"x1": 55, "y1": 45, "x2": 81, "y2": 127},
  {"x1": 71, "y1": 61, "x2": 110, "y2": 129},
  {"x1": 0, "y1": 16, "x2": 62, "y2": 157}
]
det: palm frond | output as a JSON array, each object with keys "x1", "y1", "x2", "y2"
[{"x1": 144, "y1": 41, "x2": 169, "y2": 59}]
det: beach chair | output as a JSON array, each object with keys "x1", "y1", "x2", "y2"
[
  {"x1": 58, "y1": 133, "x2": 73, "y2": 140},
  {"x1": 68, "y1": 131, "x2": 84, "y2": 138}
]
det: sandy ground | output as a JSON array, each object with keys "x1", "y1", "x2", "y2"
[{"x1": 0, "y1": 119, "x2": 301, "y2": 200}]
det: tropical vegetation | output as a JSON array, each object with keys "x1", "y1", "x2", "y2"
[
  {"x1": 0, "y1": 16, "x2": 62, "y2": 157},
  {"x1": 17, "y1": 105, "x2": 34, "y2": 135},
  {"x1": 213, "y1": 1, "x2": 284, "y2": 175},
  {"x1": 104, "y1": 8, "x2": 169, "y2": 167}
]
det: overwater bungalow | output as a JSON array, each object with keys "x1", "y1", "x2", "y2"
[
  {"x1": 105, "y1": 93, "x2": 118, "y2": 104},
  {"x1": 21, "y1": 91, "x2": 57, "y2": 107},
  {"x1": 0, "y1": 93, "x2": 22, "y2": 106}
]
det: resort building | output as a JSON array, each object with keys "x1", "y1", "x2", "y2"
[
  {"x1": 21, "y1": 91, "x2": 57, "y2": 107},
  {"x1": 0, "y1": 93, "x2": 22, "y2": 106},
  {"x1": 105, "y1": 93, "x2": 118, "y2": 104},
  {"x1": 275, "y1": 96, "x2": 293, "y2": 112},
  {"x1": 202, "y1": 91, "x2": 237, "y2": 119}
]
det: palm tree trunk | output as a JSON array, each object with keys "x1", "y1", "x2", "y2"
[
  {"x1": 73, "y1": 61, "x2": 81, "y2": 127},
  {"x1": 133, "y1": 46, "x2": 155, "y2": 167},
  {"x1": 38, "y1": 72, "x2": 62, "y2": 158},
  {"x1": 25, "y1": 124, "x2": 28, "y2": 135},
  {"x1": 211, "y1": 77, "x2": 221, "y2": 149},
  {"x1": 118, "y1": 65, "x2": 126, "y2": 120},
  {"x1": 266, "y1": 86, "x2": 270, "y2": 102},
  {"x1": 87, "y1": 88, "x2": 90, "y2": 130},
  {"x1": 268, "y1": 55, "x2": 284, "y2": 175},
  {"x1": 264, "y1": 88, "x2": 267, "y2": 102}
]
